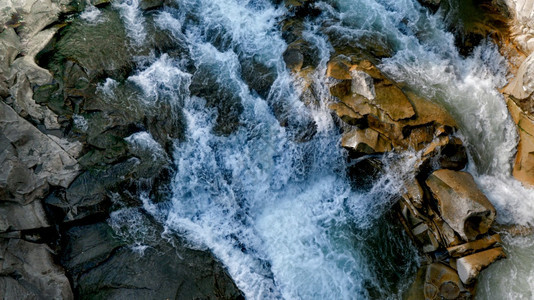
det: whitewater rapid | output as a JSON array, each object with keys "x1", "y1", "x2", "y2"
[{"x1": 103, "y1": 0, "x2": 534, "y2": 298}]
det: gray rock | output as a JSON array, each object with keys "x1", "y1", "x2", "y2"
[
  {"x1": 0, "y1": 101, "x2": 80, "y2": 203},
  {"x1": 61, "y1": 222, "x2": 243, "y2": 300},
  {"x1": 46, "y1": 158, "x2": 139, "y2": 221},
  {"x1": 0, "y1": 201, "x2": 49, "y2": 232},
  {"x1": 0, "y1": 238, "x2": 73, "y2": 299}
]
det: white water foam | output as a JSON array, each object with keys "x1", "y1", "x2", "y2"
[
  {"x1": 129, "y1": 0, "x2": 420, "y2": 298},
  {"x1": 80, "y1": 4, "x2": 104, "y2": 24},
  {"x1": 319, "y1": 0, "x2": 534, "y2": 297},
  {"x1": 112, "y1": 0, "x2": 534, "y2": 298},
  {"x1": 128, "y1": 54, "x2": 191, "y2": 103},
  {"x1": 113, "y1": 0, "x2": 147, "y2": 45}
]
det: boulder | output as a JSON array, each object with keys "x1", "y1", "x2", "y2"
[
  {"x1": 496, "y1": 0, "x2": 534, "y2": 54},
  {"x1": 341, "y1": 127, "x2": 392, "y2": 156},
  {"x1": 446, "y1": 234, "x2": 502, "y2": 258},
  {"x1": 425, "y1": 169, "x2": 496, "y2": 241},
  {"x1": 328, "y1": 58, "x2": 458, "y2": 152},
  {"x1": 424, "y1": 263, "x2": 466, "y2": 300},
  {"x1": 61, "y1": 221, "x2": 243, "y2": 299},
  {"x1": 402, "y1": 178, "x2": 425, "y2": 209},
  {"x1": 46, "y1": 158, "x2": 139, "y2": 221},
  {"x1": 412, "y1": 222, "x2": 440, "y2": 253},
  {"x1": 0, "y1": 239, "x2": 73, "y2": 299},
  {"x1": 456, "y1": 247, "x2": 506, "y2": 284},
  {"x1": 350, "y1": 69, "x2": 376, "y2": 100},
  {"x1": 371, "y1": 82, "x2": 415, "y2": 121}
]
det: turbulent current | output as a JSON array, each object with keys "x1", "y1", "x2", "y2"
[{"x1": 100, "y1": 0, "x2": 534, "y2": 298}]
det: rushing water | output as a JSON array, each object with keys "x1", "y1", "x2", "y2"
[{"x1": 103, "y1": 0, "x2": 534, "y2": 298}]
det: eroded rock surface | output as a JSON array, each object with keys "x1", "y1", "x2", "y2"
[
  {"x1": 0, "y1": 1, "x2": 241, "y2": 298},
  {"x1": 326, "y1": 56, "x2": 503, "y2": 299}
]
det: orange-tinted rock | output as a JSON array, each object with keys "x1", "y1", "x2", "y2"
[
  {"x1": 425, "y1": 169, "x2": 496, "y2": 241},
  {"x1": 456, "y1": 247, "x2": 506, "y2": 284},
  {"x1": 505, "y1": 95, "x2": 534, "y2": 186},
  {"x1": 372, "y1": 82, "x2": 415, "y2": 121},
  {"x1": 447, "y1": 234, "x2": 502, "y2": 258},
  {"x1": 424, "y1": 263, "x2": 466, "y2": 300},
  {"x1": 341, "y1": 127, "x2": 392, "y2": 155}
]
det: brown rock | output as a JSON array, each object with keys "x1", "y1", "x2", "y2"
[
  {"x1": 372, "y1": 82, "x2": 415, "y2": 121},
  {"x1": 413, "y1": 222, "x2": 441, "y2": 253},
  {"x1": 329, "y1": 102, "x2": 365, "y2": 126},
  {"x1": 447, "y1": 234, "x2": 502, "y2": 258},
  {"x1": 431, "y1": 214, "x2": 463, "y2": 247},
  {"x1": 425, "y1": 169, "x2": 496, "y2": 241},
  {"x1": 420, "y1": 136, "x2": 468, "y2": 172},
  {"x1": 506, "y1": 95, "x2": 534, "y2": 186},
  {"x1": 403, "y1": 178, "x2": 425, "y2": 209},
  {"x1": 326, "y1": 59, "x2": 351, "y2": 80},
  {"x1": 424, "y1": 263, "x2": 465, "y2": 300},
  {"x1": 341, "y1": 127, "x2": 392, "y2": 155},
  {"x1": 456, "y1": 247, "x2": 506, "y2": 284}
]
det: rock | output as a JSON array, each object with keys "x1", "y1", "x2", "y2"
[
  {"x1": 402, "y1": 178, "x2": 424, "y2": 209},
  {"x1": 46, "y1": 158, "x2": 139, "y2": 221},
  {"x1": 0, "y1": 201, "x2": 49, "y2": 232},
  {"x1": 0, "y1": 239, "x2": 73, "y2": 299},
  {"x1": 61, "y1": 222, "x2": 125, "y2": 276},
  {"x1": 456, "y1": 247, "x2": 506, "y2": 284},
  {"x1": 425, "y1": 169, "x2": 496, "y2": 241},
  {"x1": 283, "y1": 47, "x2": 304, "y2": 72},
  {"x1": 0, "y1": 101, "x2": 80, "y2": 203},
  {"x1": 139, "y1": 0, "x2": 164, "y2": 10},
  {"x1": 61, "y1": 221, "x2": 243, "y2": 299},
  {"x1": 505, "y1": 95, "x2": 534, "y2": 186},
  {"x1": 419, "y1": 136, "x2": 468, "y2": 174},
  {"x1": 446, "y1": 234, "x2": 502, "y2": 258},
  {"x1": 328, "y1": 58, "x2": 458, "y2": 152},
  {"x1": 496, "y1": 0, "x2": 534, "y2": 54},
  {"x1": 347, "y1": 157, "x2": 384, "y2": 191},
  {"x1": 413, "y1": 222, "x2": 440, "y2": 253},
  {"x1": 350, "y1": 69, "x2": 376, "y2": 100},
  {"x1": 424, "y1": 263, "x2": 466, "y2": 300},
  {"x1": 372, "y1": 82, "x2": 415, "y2": 121},
  {"x1": 0, "y1": 0, "x2": 69, "y2": 41},
  {"x1": 341, "y1": 127, "x2": 392, "y2": 156},
  {"x1": 46, "y1": 7, "x2": 134, "y2": 80},
  {"x1": 326, "y1": 58, "x2": 352, "y2": 80},
  {"x1": 431, "y1": 214, "x2": 462, "y2": 248}
]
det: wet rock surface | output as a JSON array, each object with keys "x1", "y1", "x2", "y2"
[
  {"x1": 326, "y1": 57, "x2": 504, "y2": 299},
  {"x1": 0, "y1": 1, "x2": 242, "y2": 298},
  {"x1": 62, "y1": 222, "x2": 243, "y2": 299}
]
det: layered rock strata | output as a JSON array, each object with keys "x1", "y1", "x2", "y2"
[{"x1": 326, "y1": 57, "x2": 505, "y2": 299}]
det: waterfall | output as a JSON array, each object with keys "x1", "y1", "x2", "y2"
[{"x1": 106, "y1": 0, "x2": 534, "y2": 298}]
